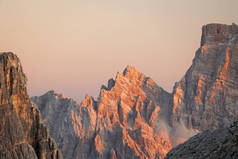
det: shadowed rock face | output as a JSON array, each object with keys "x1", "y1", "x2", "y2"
[
  {"x1": 164, "y1": 120, "x2": 238, "y2": 159},
  {"x1": 0, "y1": 52, "x2": 62, "y2": 159},
  {"x1": 32, "y1": 66, "x2": 175, "y2": 159},
  {"x1": 170, "y1": 23, "x2": 238, "y2": 131}
]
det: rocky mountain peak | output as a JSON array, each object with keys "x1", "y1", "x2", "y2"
[
  {"x1": 122, "y1": 65, "x2": 155, "y2": 86},
  {"x1": 45, "y1": 90, "x2": 58, "y2": 97},
  {"x1": 0, "y1": 52, "x2": 28, "y2": 106},
  {"x1": 123, "y1": 65, "x2": 143, "y2": 80},
  {"x1": 81, "y1": 94, "x2": 95, "y2": 108},
  {"x1": 44, "y1": 90, "x2": 69, "y2": 100},
  {"x1": 33, "y1": 65, "x2": 174, "y2": 159},
  {"x1": 0, "y1": 52, "x2": 62, "y2": 159},
  {"x1": 201, "y1": 23, "x2": 238, "y2": 46}
]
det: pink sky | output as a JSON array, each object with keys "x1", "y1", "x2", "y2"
[{"x1": 0, "y1": 0, "x2": 237, "y2": 101}]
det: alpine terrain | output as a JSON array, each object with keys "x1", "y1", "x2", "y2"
[{"x1": 31, "y1": 23, "x2": 238, "y2": 159}]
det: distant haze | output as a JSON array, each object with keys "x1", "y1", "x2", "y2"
[{"x1": 0, "y1": 0, "x2": 237, "y2": 101}]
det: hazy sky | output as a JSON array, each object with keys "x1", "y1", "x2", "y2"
[{"x1": 0, "y1": 0, "x2": 237, "y2": 101}]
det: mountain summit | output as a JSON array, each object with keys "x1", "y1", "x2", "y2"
[{"x1": 32, "y1": 65, "x2": 176, "y2": 159}]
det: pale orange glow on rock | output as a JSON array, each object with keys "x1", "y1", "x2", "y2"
[
  {"x1": 87, "y1": 66, "x2": 173, "y2": 158},
  {"x1": 71, "y1": 95, "x2": 97, "y2": 138},
  {"x1": 173, "y1": 84, "x2": 183, "y2": 112},
  {"x1": 81, "y1": 94, "x2": 93, "y2": 107},
  {"x1": 95, "y1": 135, "x2": 104, "y2": 155},
  {"x1": 149, "y1": 106, "x2": 160, "y2": 127},
  {"x1": 145, "y1": 77, "x2": 155, "y2": 86},
  {"x1": 71, "y1": 110, "x2": 82, "y2": 137},
  {"x1": 201, "y1": 45, "x2": 208, "y2": 55},
  {"x1": 209, "y1": 47, "x2": 230, "y2": 104},
  {"x1": 217, "y1": 47, "x2": 231, "y2": 86},
  {"x1": 224, "y1": 47, "x2": 231, "y2": 70},
  {"x1": 195, "y1": 76, "x2": 204, "y2": 104}
]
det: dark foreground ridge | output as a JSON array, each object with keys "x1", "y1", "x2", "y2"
[
  {"x1": 165, "y1": 120, "x2": 238, "y2": 159},
  {"x1": 0, "y1": 52, "x2": 63, "y2": 159}
]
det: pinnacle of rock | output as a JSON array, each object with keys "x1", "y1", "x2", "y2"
[{"x1": 0, "y1": 52, "x2": 62, "y2": 159}]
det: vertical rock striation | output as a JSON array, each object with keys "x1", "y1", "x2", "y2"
[
  {"x1": 31, "y1": 91, "x2": 98, "y2": 159},
  {"x1": 165, "y1": 23, "x2": 238, "y2": 159},
  {"x1": 0, "y1": 52, "x2": 62, "y2": 159},
  {"x1": 170, "y1": 23, "x2": 238, "y2": 131}
]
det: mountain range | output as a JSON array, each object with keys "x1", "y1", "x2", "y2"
[
  {"x1": 31, "y1": 23, "x2": 238, "y2": 159},
  {"x1": 0, "y1": 23, "x2": 238, "y2": 159}
]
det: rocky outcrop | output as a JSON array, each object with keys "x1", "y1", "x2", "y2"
[
  {"x1": 170, "y1": 23, "x2": 238, "y2": 131},
  {"x1": 32, "y1": 66, "x2": 182, "y2": 159},
  {"x1": 164, "y1": 120, "x2": 238, "y2": 159},
  {"x1": 0, "y1": 52, "x2": 62, "y2": 159}
]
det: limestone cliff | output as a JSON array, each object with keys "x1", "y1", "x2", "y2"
[
  {"x1": 0, "y1": 52, "x2": 62, "y2": 159},
  {"x1": 170, "y1": 23, "x2": 238, "y2": 131},
  {"x1": 165, "y1": 23, "x2": 238, "y2": 159}
]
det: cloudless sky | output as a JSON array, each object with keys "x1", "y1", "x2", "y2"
[{"x1": 0, "y1": 0, "x2": 237, "y2": 101}]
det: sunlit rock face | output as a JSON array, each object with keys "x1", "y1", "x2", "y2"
[
  {"x1": 170, "y1": 23, "x2": 238, "y2": 131},
  {"x1": 32, "y1": 66, "x2": 177, "y2": 159},
  {"x1": 94, "y1": 66, "x2": 173, "y2": 159},
  {"x1": 165, "y1": 120, "x2": 238, "y2": 159},
  {"x1": 0, "y1": 53, "x2": 62, "y2": 159}
]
